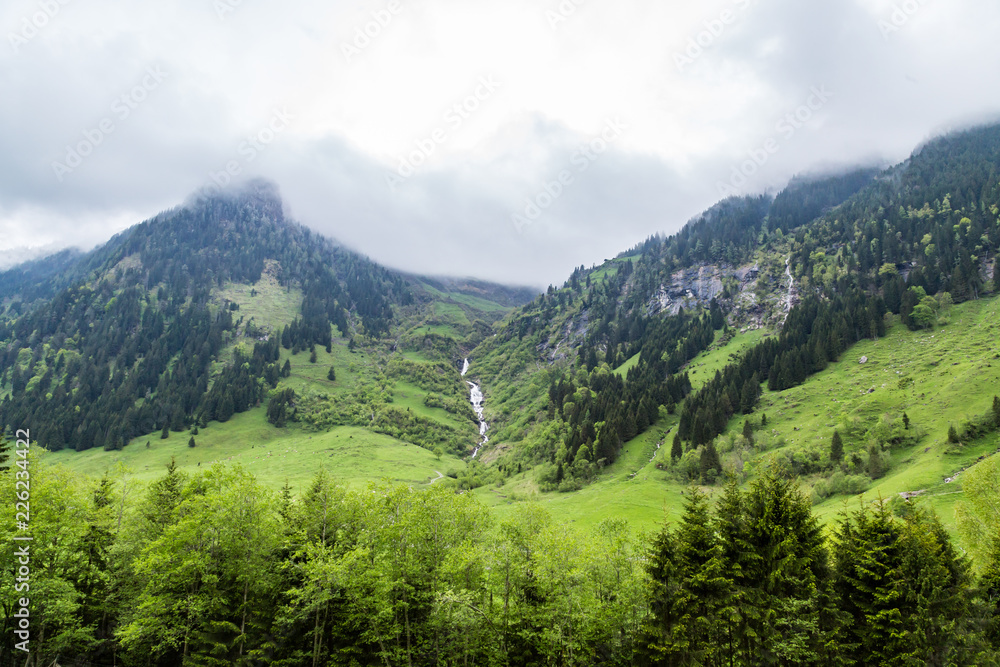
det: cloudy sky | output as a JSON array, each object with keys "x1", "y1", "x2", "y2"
[{"x1": 1, "y1": 0, "x2": 999, "y2": 286}]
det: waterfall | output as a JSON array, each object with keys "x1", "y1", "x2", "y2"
[{"x1": 461, "y1": 359, "x2": 488, "y2": 457}]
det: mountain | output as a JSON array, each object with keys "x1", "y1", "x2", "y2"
[
  {"x1": 0, "y1": 180, "x2": 532, "y2": 454},
  {"x1": 3, "y1": 124, "x2": 1000, "y2": 506},
  {"x1": 4, "y1": 125, "x2": 1000, "y2": 667},
  {"x1": 466, "y1": 124, "x2": 1000, "y2": 493}
]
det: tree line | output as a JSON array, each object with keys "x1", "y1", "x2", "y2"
[{"x1": 1, "y1": 454, "x2": 998, "y2": 666}]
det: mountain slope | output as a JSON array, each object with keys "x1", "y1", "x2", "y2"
[
  {"x1": 0, "y1": 181, "x2": 529, "y2": 456},
  {"x1": 467, "y1": 124, "x2": 1000, "y2": 499}
]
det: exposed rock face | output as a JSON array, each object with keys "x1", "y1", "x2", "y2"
[
  {"x1": 647, "y1": 262, "x2": 766, "y2": 322},
  {"x1": 648, "y1": 265, "x2": 726, "y2": 316}
]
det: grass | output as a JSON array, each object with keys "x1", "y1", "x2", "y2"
[
  {"x1": 217, "y1": 264, "x2": 303, "y2": 334},
  {"x1": 44, "y1": 409, "x2": 461, "y2": 494},
  {"x1": 613, "y1": 353, "x2": 641, "y2": 378},
  {"x1": 39, "y1": 277, "x2": 1000, "y2": 550},
  {"x1": 688, "y1": 328, "x2": 768, "y2": 391},
  {"x1": 474, "y1": 416, "x2": 687, "y2": 532},
  {"x1": 391, "y1": 380, "x2": 470, "y2": 431},
  {"x1": 474, "y1": 298, "x2": 1000, "y2": 545},
  {"x1": 417, "y1": 281, "x2": 511, "y2": 314},
  {"x1": 737, "y1": 296, "x2": 1000, "y2": 545}
]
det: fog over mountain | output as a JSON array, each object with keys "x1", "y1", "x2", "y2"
[{"x1": 2, "y1": 0, "x2": 999, "y2": 285}]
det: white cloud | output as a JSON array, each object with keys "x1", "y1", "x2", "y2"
[{"x1": 1, "y1": 0, "x2": 999, "y2": 285}]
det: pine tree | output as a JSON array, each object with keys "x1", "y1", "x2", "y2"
[
  {"x1": 830, "y1": 430, "x2": 844, "y2": 463},
  {"x1": 699, "y1": 443, "x2": 721, "y2": 482},
  {"x1": 0, "y1": 433, "x2": 10, "y2": 471},
  {"x1": 645, "y1": 489, "x2": 734, "y2": 664},
  {"x1": 670, "y1": 432, "x2": 683, "y2": 461},
  {"x1": 740, "y1": 379, "x2": 757, "y2": 414}
]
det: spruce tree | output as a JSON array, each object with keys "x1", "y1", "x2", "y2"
[
  {"x1": 647, "y1": 489, "x2": 734, "y2": 664},
  {"x1": 188, "y1": 436, "x2": 196, "y2": 448},
  {"x1": 830, "y1": 430, "x2": 844, "y2": 463},
  {"x1": 903, "y1": 412, "x2": 911, "y2": 430},
  {"x1": 160, "y1": 423, "x2": 169, "y2": 440},
  {"x1": 0, "y1": 433, "x2": 10, "y2": 471},
  {"x1": 671, "y1": 432, "x2": 682, "y2": 461},
  {"x1": 993, "y1": 395, "x2": 1000, "y2": 426},
  {"x1": 742, "y1": 419, "x2": 754, "y2": 444},
  {"x1": 282, "y1": 359, "x2": 291, "y2": 377},
  {"x1": 948, "y1": 424, "x2": 961, "y2": 443},
  {"x1": 309, "y1": 346, "x2": 317, "y2": 364},
  {"x1": 327, "y1": 366, "x2": 336, "y2": 382}
]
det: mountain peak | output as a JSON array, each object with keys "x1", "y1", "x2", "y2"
[{"x1": 186, "y1": 178, "x2": 286, "y2": 222}]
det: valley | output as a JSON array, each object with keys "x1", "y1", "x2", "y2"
[{"x1": 3, "y1": 125, "x2": 1000, "y2": 665}]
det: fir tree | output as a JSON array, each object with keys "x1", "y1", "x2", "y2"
[
  {"x1": 948, "y1": 424, "x2": 961, "y2": 443},
  {"x1": 282, "y1": 359, "x2": 291, "y2": 378},
  {"x1": 903, "y1": 412, "x2": 911, "y2": 430},
  {"x1": 188, "y1": 436, "x2": 196, "y2": 448},
  {"x1": 160, "y1": 424, "x2": 169, "y2": 440},
  {"x1": 0, "y1": 433, "x2": 10, "y2": 471},
  {"x1": 993, "y1": 396, "x2": 1000, "y2": 426},
  {"x1": 309, "y1": 346, "x2": 317, "y2": 364},
  {"x1": 671, "y1": 432, "x2": 682, "y2": 461},
  {"x1": 742, "y1": 419, "x2": 754, "y2": 444},
  {"x1": 327, "y1": 366, "x2": 336, "y2": 381},
  {"x1": 830, "y1": 430, "x2": 844, "y2": 463},
  {"x1": 699, "y1": 443, "x2": 721, "y2": 482}
]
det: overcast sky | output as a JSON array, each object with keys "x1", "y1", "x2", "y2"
[{"x1": 1, "y1": 0, "x2": 999, "y2": 286}]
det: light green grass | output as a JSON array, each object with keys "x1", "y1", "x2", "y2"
[
  {"x1": 688, "y1": 328, "x2": 768, "y2": 391},
  {"x1": 217, "y1": 268, "x2": 303, "y2": 334},
  {"x1": 613, "y1": 353, "x2": 641, "y2": 378},
  {"x1": 392, "y1": 380, "x2": 469, "y2": 430},
  {"x1": 475, "y1": 417, "x2": 687, "y2": 532},
  {"x1": 44, "y1": 409, "x2": 460, "y2": 494},
  {"x1": 743, "y1": 296, "x2": 1000, "y2": 544},
  {"x1": 417, "y1": 282, "x2": 511, "y2": 314}
]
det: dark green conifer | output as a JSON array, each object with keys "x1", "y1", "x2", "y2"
[{"x1": 831, "y1": 430, "x2": 844, "y2": 463}]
